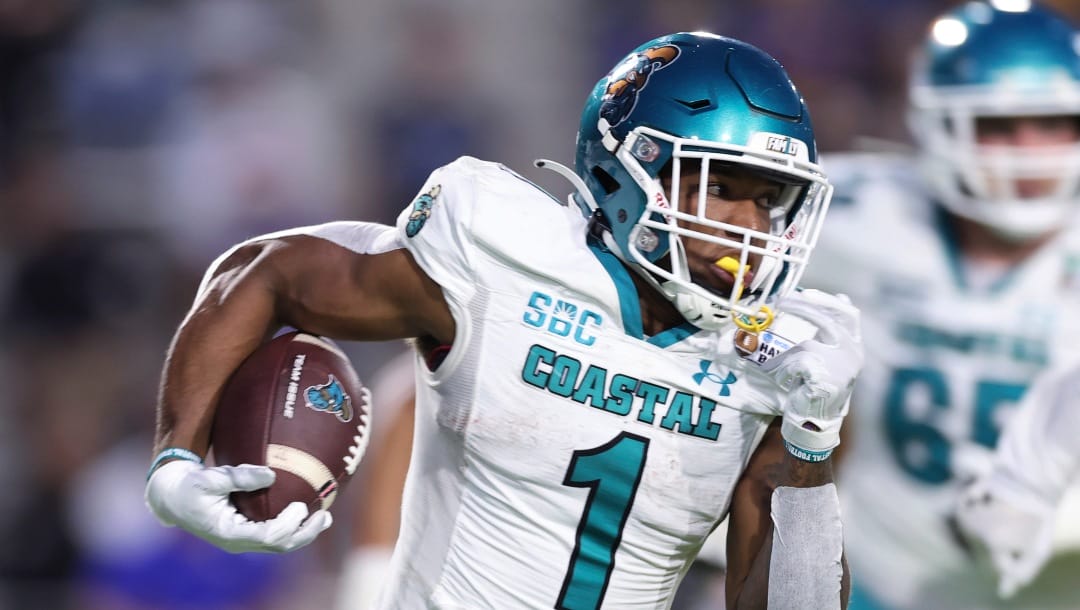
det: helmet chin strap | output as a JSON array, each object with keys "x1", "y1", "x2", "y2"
[
  {"x1": 660, "y1": 281, "x2": 731, "y2": 331},
  {"x1": 659, "y1": 277, "x2": 774, "y2": 333},
  {"x1": 657, "y1": 237, "x2": 732, "y2": 331}
]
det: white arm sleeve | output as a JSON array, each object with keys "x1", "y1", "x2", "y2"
[
  {"x1": 195, "y1": 221, "x2": 403, "y2": 299},
  {"x1": 768, "y1": 484, "x2": 844, "y2": 610},
  {"x1": 951, "y1": 360, "x2": 1080, "y2": 598},
  {"x1": 990, "y1": 362, "x2": 1080, "y2": 505}
]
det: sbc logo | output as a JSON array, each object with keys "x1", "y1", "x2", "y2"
[{"x1": 523, "y1": 291, "x2": 603, "y2": 346}]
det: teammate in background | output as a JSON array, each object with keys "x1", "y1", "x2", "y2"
[
  {"x1": 951, "y1": 356, "x2": 1080, "y2": 600},
  {"x1": 801, "y1": 2, "x2": 1080, "y2": 608},
  {"x1": 142, "y1": 32, "x2": 864, "y2": 608}
]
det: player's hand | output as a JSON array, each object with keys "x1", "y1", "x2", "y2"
[
  {"x1": 951, "y1": 476, "x2": 1056, "y2": 599},
  {"x1": 762, "y1": 289, "x2": 863, "y2": 461},
  {"x1": 144, "y1": 459, "x2": 332, "y2": 553}
]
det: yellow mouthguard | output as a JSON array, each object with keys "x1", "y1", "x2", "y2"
[
  {"x1": 716, "y1": 256, "x2": 751, "y2": 302},
  {"x1": 715, "y1": 256, "x2": 745, "y2": 274},
  {"x1": 715, "y1": 257, "x2": 773, "y2": 333}
]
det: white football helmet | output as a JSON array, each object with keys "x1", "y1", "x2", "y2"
[{"x1": 908, "y1": 1, "x2": 1080, "y2": 241}]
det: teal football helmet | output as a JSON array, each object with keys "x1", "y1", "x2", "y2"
[
  {"x1": 562, "y1": 32, "x2": 832, "y2": 331},
  {"x1": 909, "y1": 1, "x2": 1080, "y2": 240}
]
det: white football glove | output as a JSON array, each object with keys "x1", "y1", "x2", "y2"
[
  {"x1": 145, "y1": 460, "x2": 332, "y2": 553},
  {"x1": 951, "y1": 475, "x2": 1056, "y2": 599},
  {"x1": 762, "y1": 289, "x2": 863, "y2": 461}
]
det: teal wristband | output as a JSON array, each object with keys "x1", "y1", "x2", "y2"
[
  {"x1": 783, "y1": 440, "x2": 834, "y2": 463},
  {"x1": 147, "y1": 447, "x2": 203, "y2": 480}
]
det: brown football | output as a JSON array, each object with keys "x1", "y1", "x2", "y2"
[{"x1": 210, "y1": 330, "x2": 371, "y2": 522}]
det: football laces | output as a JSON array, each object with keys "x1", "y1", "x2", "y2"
[{"x1": 343, "y1": 386, "x2": 373, "y2": 475}]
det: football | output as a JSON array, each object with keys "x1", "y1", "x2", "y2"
[{"x1": 210, "y1": 330, "x2": 371, "y2": 522}]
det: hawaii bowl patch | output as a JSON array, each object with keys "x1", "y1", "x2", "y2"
[
  {"x1": 735, "y1": 328, "x2": 795, "y2": 365},
  {"x1": 405, "y1": 184, "x2": 441, "y2": 237}
]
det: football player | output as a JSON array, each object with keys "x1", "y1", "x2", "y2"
[
  {"x1": 801, "y1": 2, "x2": 1080, "y2": 608},
  {"x1": 144, "y1": 32, "x2": 863, "y2": 609}
]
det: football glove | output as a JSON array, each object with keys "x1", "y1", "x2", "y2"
[
  {"x1": 762, "y1": 289, "x2": 863, "y2": 461},
  {"x1": 952, "y1": 474, "x2": 1056, "y2": 599},
  {"x1": 145, "y1": 459, "x2": 332, "y2": 553}
]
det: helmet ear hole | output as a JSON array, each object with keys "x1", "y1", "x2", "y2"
[{"x1": 591, "y1": 166, "x2": 621, "y2": 195}]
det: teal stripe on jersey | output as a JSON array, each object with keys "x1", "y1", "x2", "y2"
[
  {"x1": 588, "y1": 240, "x2": 644, "y2": 338},
  {"x1": 648, "y1": 322, "x2": 700, "y2": 347}
]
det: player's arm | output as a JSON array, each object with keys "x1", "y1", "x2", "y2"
[
  {"x1": 146, "y1": 231, "x2": 452, "y2": 554},
  {"x1": 952, "y1": 359, "x2": 1080, "y2": 598},
  {"x1": 725, "y1": 421, "x2": 850, "y2": 609},
  {"x1": 725, "y1": 289, "x2": 863, "y2": 609},
  {"x1": 155, "y1": 234, "x2": 451, "y2": 459}
]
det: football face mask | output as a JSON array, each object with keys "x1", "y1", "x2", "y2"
[{"x1": 571, "y1": 32, "x2": 833, "y2": 330}]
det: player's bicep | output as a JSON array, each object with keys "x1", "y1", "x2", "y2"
[{"x1": 220, "y1": 235, "x2": 453, "y2": 344}]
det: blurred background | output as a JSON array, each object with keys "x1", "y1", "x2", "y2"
[{"x1": 2, "y1": 0, "x2": 1078, "y2": 608}]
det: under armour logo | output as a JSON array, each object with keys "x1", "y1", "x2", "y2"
[{"x1": 693, "y1": 360, "x2": 738, "y2": 396}]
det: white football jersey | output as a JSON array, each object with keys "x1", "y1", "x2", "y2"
[
  {"x1": 323, "y1": 156, "x2": 819, "y2": 610},
  {"x1": 803, "y1": 152, "x2": 1080, "y2": 609}
]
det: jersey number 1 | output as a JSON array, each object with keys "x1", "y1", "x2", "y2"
[{"x1": 556, "y1": 432, "x2": 649, "y2": 610}]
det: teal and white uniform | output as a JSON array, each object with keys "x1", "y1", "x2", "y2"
[
  {"x1": 346, "y1": 156, "x2": 817, "y2": 609},
  {"x1": 803, "y1": 152, "x2": 1080, "y2": 609}
]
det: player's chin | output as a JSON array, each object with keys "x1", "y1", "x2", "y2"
[
  {"x1": 692, "y1": 268, "x2": 765, "y2": 302},
  {"x1": 690, "y1": 270, "x2": 737, "y2": 300}
]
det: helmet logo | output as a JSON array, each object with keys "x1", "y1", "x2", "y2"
[
  {"x1": 405, "y1": 184, "x2": 441, "y2": 238},
  {"x1": 766, "y1": 135, "x2": 800, "y2": 156},
  {"x1": 600, "y1": 45, "x2": 681, "y2": 129},
  {"x1": 750, "y1": 132, "x2": 810, "y2": 163}
]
